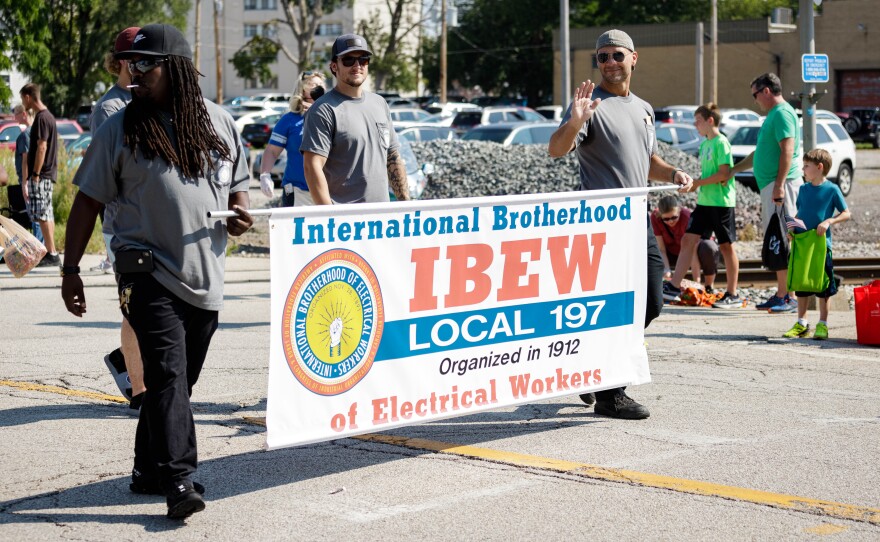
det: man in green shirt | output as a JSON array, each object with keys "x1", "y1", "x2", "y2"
[{"x1": 731, "y1": 73, "x2": 801, "y2": 312}]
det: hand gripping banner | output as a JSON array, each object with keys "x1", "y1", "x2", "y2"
[{"x1": 264, "y1": 188, "x2": 652, "y2": 449}]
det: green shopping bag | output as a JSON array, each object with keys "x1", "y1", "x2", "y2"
[{"x1": 787, "y1": 230, "x2": 829, "y2": 293}]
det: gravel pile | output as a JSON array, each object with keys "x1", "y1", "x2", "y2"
[
  {"x1": 414, "y1": 140, "x2": 762, "y2": 233},
  {"x1": 412, "y1": 140, "x2": 880, "y2": 253}
]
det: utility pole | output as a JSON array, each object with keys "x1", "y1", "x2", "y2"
[
  {"x1": 194, "y1": 0, "x2": 202, "y2": 70},
  {"x1": 214, "y1": 0, "x2": 223, "y2": 103},
  {"x1": 711, "y1": 0, "x2": 718, "y2": 103},
  {"x1": 695, "y1": 22, "x2": 704, "y2": 105},
  {"x1": 801, "y1": 0, "x2": 820, "y2": 153},
  {"x1": 560, "y1": 0, "x2": 570, "y2": 107},
  {"x1": 440, "y1": 0, "x2": 447, "y2": 104}
]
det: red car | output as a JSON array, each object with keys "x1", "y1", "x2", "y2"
[
  {"x1": 56, "y1": 119, "x2": 84, "y2": 147},
  {"x1": 0, "y1": 121, "x2": 24, "y2": 151}
]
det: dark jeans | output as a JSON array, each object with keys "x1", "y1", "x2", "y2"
[
  {"x1": 120, "y1": 273, "x2": 218, "y2": 485},
  {"x1": 596, "y1": 222, "x2": 663, "y2": 402}
]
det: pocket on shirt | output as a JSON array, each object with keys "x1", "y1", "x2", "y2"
[
  {"x1": 209, "y1": 160, "x2": 233, "y2": 187},
  {"x1": 376, "y1": 122, "x2": 391, "y2": 150}
]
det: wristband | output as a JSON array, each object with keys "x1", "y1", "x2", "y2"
[{"x1": 60, "y1": 265, "x2": 80, "y2": 277}]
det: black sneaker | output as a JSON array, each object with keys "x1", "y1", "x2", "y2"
[
  {"x1": 103, "y1": 348, "x2": 132, "y2": 400},
  {"x1": 36, "y1": 252, "x2": 61, "y2": 267},
  {"x1": 579, "y1": 393, "x2": 595, "y2": 406},
  {"x1": 130, "y1": 470, "x2": 205, "y2": 496},
  {"x1": 594, "y1": 392, "x2": 650, "y2": 420},
  {"x1": 165, "y1": 480, "x2": 206, "y2": 519},
  {"x1": 662, "y1": 281, "x2": 681, "y2": 302}
]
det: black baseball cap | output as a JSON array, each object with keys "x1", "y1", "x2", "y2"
[
  {"x1": 116, "y1": 24, "x2": 193, "y2": 60},
  {"x1": 331, "y1": 34, "x2": 372, "y2": 59}
]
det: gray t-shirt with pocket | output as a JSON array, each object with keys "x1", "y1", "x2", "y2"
[
  {"x1": 300, "y1": 88, "x2": 398, "y2": 204},
  {"x1": 91, "y1": 83, "x2": 133, "y2": 238},
  {"x1": 73, "y1": 99, "x2": 249, "y2": 310},
  {"x1": 560, "y1": 86, "x2": 657, "y2": 191}
]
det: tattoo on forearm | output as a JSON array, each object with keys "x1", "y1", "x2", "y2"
[{"x1": 387, "y1": 149, "x2": 409, "y2": 200}]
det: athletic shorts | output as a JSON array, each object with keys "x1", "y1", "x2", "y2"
[
  {"x1": 685, "y1": 205, "x2": 737, "y2": 244},
  {"x1": 26, "y1": 177, "x2": 54, "y2": 222},
  {"x1": 760, "y1": 178, "x2": 802, "y2": 234}
]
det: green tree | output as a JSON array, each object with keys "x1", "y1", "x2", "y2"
[
  {"x1": 571, "y1": 0, "x2": 801, "y2": 25},
  {"x1": 446, "y1": 0, "x2": 559, "y2": 106},
  {"x1": 357, "y1": 0, "x2": 433, "y2": 92},
  {"x1": 0, "y1": 0, "x2": 190, "y2": 116},
  {"x1": 229, "y1": 1, "x2": 352, "y2": 82}
]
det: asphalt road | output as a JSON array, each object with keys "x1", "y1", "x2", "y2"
[{"x1": 1, "y1": 254, "x2": 879, "y2": 540}]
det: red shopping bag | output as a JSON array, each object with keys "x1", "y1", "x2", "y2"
[{"x1": 854, "y1": 280, "x2": 880, "y2": 346}]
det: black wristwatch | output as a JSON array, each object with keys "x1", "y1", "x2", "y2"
[{"x1": 60, "y1": 265, "x2": 80, "y2": 277}]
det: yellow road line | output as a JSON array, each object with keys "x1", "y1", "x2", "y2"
[
  {"x1": 0, "y1": 379, "x2": 127, "y2": 403},
  {"x1": 351, "y1": 434, "x2": 880, "y2": 526}
]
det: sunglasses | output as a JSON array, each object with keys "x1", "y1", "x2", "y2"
[
  {"x1": 339, "y1": 55, "x2": 370, "y2": 67},
  {"x1": 128, "y1": 57, "x2": 167, "y2": 75},
  {"x1": 301, "y1": 70, "x2": 318, "y2": 79},
  {"x1": 752, "y1": 87, "x2": 766, "y2": 99},
  {"x1": 597, "y1": 51, "x2": 629, "y2": 64},
  {"x1": 661, "y1": 215, "x2": 680, "y2": 223}
]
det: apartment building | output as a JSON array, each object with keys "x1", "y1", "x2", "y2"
[{"x1": 186, "y1": 0, "x2": 421, "y2": 102}]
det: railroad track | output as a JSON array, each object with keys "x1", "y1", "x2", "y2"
[{"x1": 714, "y1": 257, "x2": 880, "y2": 285}]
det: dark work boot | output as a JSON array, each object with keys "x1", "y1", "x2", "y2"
[
  {"x1": 165, "y1": 480, "x2": 206, "y2": 519},
  {"x1": 579, "y1": 393, "x2": 596, "y2": 406},
  {"x1": 593, "y1": 390, "x2": 650, "y2": 420}
]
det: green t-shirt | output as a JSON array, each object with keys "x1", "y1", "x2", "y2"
[
  {"x1": 697, "y1": 133, "x2": 735, "y2": 207},
  {"x1": 753, "y1": 102, "x2": 800, "y2": 191}
]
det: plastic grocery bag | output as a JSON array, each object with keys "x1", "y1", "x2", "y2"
[
  {"x1": 787, "y1": 230, "x2": 829, "y2": 293},
  {"x1": 0, "y1": 214, "x2": 47, "y2": 277}
]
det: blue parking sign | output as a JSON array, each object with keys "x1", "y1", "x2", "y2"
[{"x1": 802, "y1": 54, "x2": 829, "y2": 83}]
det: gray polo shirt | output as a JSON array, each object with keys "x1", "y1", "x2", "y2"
[
  {"x1": 73, "y1": 99, "x2": 249, "y2": 310},
  {"x1": 560, "y1": 86, "x2": 657, "y2": 191},
  {"x1": 300, "y1": 88, "x2": 398, "y2": 204}
]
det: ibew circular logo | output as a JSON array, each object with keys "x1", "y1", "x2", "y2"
[{"x1": 281, "y1": 249, "x2": 384, "y2": 395}]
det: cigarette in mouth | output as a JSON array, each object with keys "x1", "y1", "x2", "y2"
[{"x1": 126, "y1": 84, "x2": 139, "y2": 89}]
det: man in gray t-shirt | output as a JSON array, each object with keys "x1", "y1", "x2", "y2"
[
  {"x1": 549, "y1": 29, "x2": 693, "y2": 420},
  {"x1": 61, "y1": 24, "x2": 252, "y2": 519},
  {"x1": 301, "y1": 33, "x2": 408, "y2": 204}
]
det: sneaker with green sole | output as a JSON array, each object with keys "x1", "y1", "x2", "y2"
[
  {"x1": 783, "y1": 322, "x2": 810, "y2": 338},
  {"x1": 813, "y1": 322, "x2": 829, "y2": 340}
]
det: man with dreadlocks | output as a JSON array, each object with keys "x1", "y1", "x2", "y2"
[{"x1": 60, "y1": 24, "x2": 253, "y2": 519}]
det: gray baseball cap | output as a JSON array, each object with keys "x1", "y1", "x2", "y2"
[
  {"x1": 331, "y1": 34, "x2": 372, "y2": 58},
  {"x1": 596, "y1": 29, "x2": 634, "y2": 52}
]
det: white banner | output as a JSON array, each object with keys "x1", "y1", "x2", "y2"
[{"x1": 265, "y1": 189, "x2": 650, "y2": 449}]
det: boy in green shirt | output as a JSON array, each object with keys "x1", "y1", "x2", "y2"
[{"x1": 664, "y1": 103, "x2": 741, "y2": 307}]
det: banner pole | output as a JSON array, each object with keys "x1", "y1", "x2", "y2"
[{"x1": 208, "y1": 185, "x2": 683, "y2": 219}]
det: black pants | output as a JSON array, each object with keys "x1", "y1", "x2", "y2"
[
  {"x1": 120, "y1": 273, "x2": 218, "y2": 486},
  {"x1": 596, "y1": 222, "x2": 664, "y2": 402}
]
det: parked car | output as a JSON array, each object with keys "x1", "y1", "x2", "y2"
[
  {"x1": 389, "y1": 108, "x2": 434, "y2": 128},
  {"x1": 392, "y1": 138, "x2": 435, "y2": 200},
  {"x1": 0, "y1": 121, "x2": 24, "y2": 151},
  {"x1": 233, "y1": 109, "x2": 277, "y2": 133},
  {"x1": 654, "y1": 123, "x2": 703, "y2": 156},
  {"x1": 536, "y1": 105, "x2": 564, "y2": 122},
  {"x1": 460, "y1": 121, "x2": 558, "y2": 146},
  {"x1": 839, "y1": 107, "x2": 880, "y2": 148},
  {"x1": 450, "y1": 106, "x2": 546, "y2": 133},
  {"x1": 75, "y1": 104, "x2": 93, "y2": 130},
  {"x1": 654, "y1": 105, "x2": 697, "y2": 124},
  {"x1": 241, "y1": 112, "x2": 283, "y2": 148},
  {"x1": 423, "y1": 101, "x2": 480, "y2": 116},
  {"x1": 65, "y1": 133, "x2": 92, "y2": 168},
  {"x1": 396, "y1": 125, "x2": 458, "y2": 143},
  {"x1": 386, "y1": 98, "x2": 421, "y2": 109},
  {"x1": 240, "y1": 93, "x2": 292, "y2": 112},
  {"x1": 729, "y1": 117, "x2": 856, "y2": 196},
  {"x1": 57, "y1": 120, "x2": 84, "y2": 147},
  {"x1": 719, "y1": 108, "x2": 762, "y2": 137}
]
